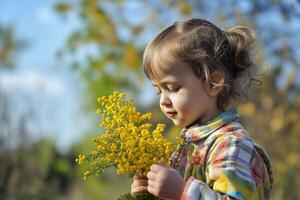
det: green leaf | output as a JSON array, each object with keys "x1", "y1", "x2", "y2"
[{"x1": 118, "y1": 192, "x2": 163, "y2": 200}]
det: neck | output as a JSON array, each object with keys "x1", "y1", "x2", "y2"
[{"x1": 197, "y1": 108, "x2": 223, "y2": 125}]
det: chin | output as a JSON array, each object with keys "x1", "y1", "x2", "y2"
[{"x1": 172, "y1": 120, "x2": 185, "y2": 128}]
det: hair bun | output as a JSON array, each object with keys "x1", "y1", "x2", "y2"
[{"x1": 225, "y1": 26, "x2": 256, "y2": 77}]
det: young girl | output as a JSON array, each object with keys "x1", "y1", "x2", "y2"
[{"x1": 131, "y1": 18, "x2": 273, "y2": 200}]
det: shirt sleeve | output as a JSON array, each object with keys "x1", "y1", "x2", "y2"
[{"x1": 181, "y1": 135, "x2": 267, "y2": 200}]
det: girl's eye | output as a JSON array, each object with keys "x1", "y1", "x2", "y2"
[{"x1": 168, "y1": 86, "x2": 180, "y2": 92}]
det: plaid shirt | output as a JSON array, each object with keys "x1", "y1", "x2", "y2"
[{"x1": 171, "y1": 108, "x2": 273, "y2": 200}]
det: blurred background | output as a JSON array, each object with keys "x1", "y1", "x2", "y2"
[{"x1": 0, "y1": 0, "x2": 300, "y2": 199}]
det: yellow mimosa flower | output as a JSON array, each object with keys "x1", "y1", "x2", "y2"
[{"x1": 75, "y1": 91, "x2": 175, "y2": 178}]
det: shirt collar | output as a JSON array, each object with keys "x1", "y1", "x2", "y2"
[{"x1": 180, "y1": 108, "x2": 239, "y2": 143}]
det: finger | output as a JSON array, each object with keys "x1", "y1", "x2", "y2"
[
  {"x1": 150, "y1": 164, "x2": 163, "y2": 172},
  {"x1": 146, "y1": 171, "x2": 156, "y2": 181},
  {"x1": 147, "y1": 179, "x2": 157, "y2": 188},
  {"x1": 147, "y1": 185, "x2": 158, "y2": 197},
  {"x1": 131, "y1": 179, "x2": 148, "y2": 193},
  {"x1": 131, "y1": 185, "x2": 148, "y2": 193},
  {"x1": 132, "y1": 179, "x2": 148, "y2": 188},
  {"x1": 134, "y1": 174, "x2": 147, "y2": 180}
]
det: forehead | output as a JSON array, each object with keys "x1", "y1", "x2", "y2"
[
  {"x1": 149, "y1": 55, "x2": 196, "y2": 85},
  {"x1": 146, "y1": 44, "x2": 183, "y2": 80}
]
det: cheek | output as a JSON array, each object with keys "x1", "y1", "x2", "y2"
[
  {"x1": 159, "y1": 103, "x2": 163, "y2": 112},
  {"x1": 172, "y1": 94, "x2": 191, "y2": 113}
]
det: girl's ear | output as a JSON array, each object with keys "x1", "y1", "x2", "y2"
[{"x1": 205, "y1": 71, "x2": 225, "y2": 97}]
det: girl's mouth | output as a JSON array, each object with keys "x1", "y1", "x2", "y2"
[{"x1": 166, "y1": 111, "x2": 177, "y2": 117}]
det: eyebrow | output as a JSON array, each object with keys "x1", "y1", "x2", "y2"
[{"x1": 152, "y1": 80, "x2": 180, "y2": 87}]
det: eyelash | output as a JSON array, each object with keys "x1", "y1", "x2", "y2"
[
  {"x1": 155, "y1": 87, "x2": 180, "y2": 95},
  {"x1": 168, "y1": 87, "x2": 179, "y2": 92}
]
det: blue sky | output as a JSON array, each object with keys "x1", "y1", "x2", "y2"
[
  {"x1": 0, "y1": 0, "x2": 89, "y2": 151},
  {"x1": 0, "y1": 0, "x2": 78, "y2": 69}
]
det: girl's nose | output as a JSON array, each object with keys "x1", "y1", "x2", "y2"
[{"x1": 160, "y1": 92, "x2": 172, "y2": 107}]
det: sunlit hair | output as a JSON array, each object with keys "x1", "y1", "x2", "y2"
[{"x1": 143, "y1": 18, "x2": 260, "y2": 110}]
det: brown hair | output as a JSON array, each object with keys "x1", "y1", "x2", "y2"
[{"x1": 143, "y1": 18, "x2": 260, "y2": 110}]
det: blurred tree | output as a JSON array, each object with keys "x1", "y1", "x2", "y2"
[
  {"x1": 55, "y1": 0, "x2": 300, "y2": 199},
  {"x1": 0, "y1": 25, "x2": 26, "y2": 68},
  {"x1": 55, "y1": 0, "x2": 144, "y2": 110},
  {"x1": 0, "y1": 24, "x2": 29, "y2": 152},
  {"x1": 0, "y1": 25, "x2": 77, "y2": 200}
]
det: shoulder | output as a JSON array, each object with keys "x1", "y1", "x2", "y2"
[
  {"x1": 205, "y1": 121, "x2": 257, "y2": 164},
  {"x1": 205, "y1": 121, "x2": 272, "y2": 177},
  {"x1": 202, "y1": 122, "x2": 273, "y2": 194}
]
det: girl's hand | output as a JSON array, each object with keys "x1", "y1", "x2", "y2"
[
  {"x1": 146, "y1": 162, "x2": 185, "y2": 200},
  {"x1": 131, "y1": 175, "x2": 148, "y2": 194}
]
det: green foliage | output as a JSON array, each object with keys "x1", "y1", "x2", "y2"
[
  {"x1": 54, "y1": 2, "x2": 73, "y2": 13},
  {"x1": 0, "y1": 140, "x2": 60, "y2": 199},
  {"x1": 55, "y1": 0, "x2": 144, "y2": 111},
  {"x1": 0, "y1": 25, "x2": 26, "y2": 68},
  {"x1": 118, "y1": 192, "x2": 162, "y2": 200}
]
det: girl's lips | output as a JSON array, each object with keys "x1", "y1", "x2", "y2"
[{"x1": 166, "y1": 111, "x2": 177, "y2": 117}]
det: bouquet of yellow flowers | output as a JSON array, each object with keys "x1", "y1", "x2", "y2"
[{"x1": 75, "y1": 91, "x2": 175, "y2": 199}]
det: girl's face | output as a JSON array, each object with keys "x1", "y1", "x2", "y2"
[{"x1": 151, "y1": 59, "x2": 221, "y2": 128}]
